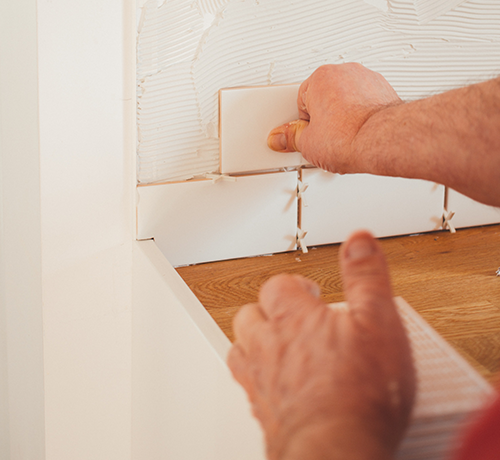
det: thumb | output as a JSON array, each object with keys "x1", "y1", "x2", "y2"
[
  {"x1": 267, "y1": 119, "x2": 309, "y2": 153},
  {"x1": 340, "y1": 231, "x2": 397, "y2": 326}
]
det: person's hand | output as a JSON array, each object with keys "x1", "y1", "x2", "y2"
[
  {"x1": 227, "y1": 231, "x2": 415, "y2": 460},
  {"x1": 267, "y1": 63, "x2": 402, "y2": 174}
]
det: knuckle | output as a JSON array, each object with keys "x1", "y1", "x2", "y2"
[
  {"x1": 264, "y1": 273, "x2": 294, "y2": 293},
  {"x1": 233, "y1": 303, "x2": 250, "y2": 325},
  {"x1": 313, "y1": 64, "x2": 334, "y2": 78}
]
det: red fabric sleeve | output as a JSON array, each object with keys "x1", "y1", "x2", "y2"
[{"x1": 455, "y1": 392, "x2": 500, "y2": 460}]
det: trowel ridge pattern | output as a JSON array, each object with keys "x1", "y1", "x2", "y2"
[{"x1": 137, "y1": 0, "x2": 500, "y2": 184}]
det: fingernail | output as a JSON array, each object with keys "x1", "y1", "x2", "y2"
[
  {"x1": 267, "y1": 133, "x2": 287, "y2": 151},
  {"x1": 346, "y1": 237, "x2": 375, "y2": 261}
]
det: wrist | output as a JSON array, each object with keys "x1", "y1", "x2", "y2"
[
  {"x1": 271, "y1": 419, "x2": 394, "y2": 460},
  {"x1": 266, "y1": 403, "x2": 401, "y2": 460},
  {"x1": 350, "y1": 102, "x2": 405, "y2": 177}
]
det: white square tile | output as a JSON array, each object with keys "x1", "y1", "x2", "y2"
[
  {"x1": 137, "y1": 172, "x2": 298, "y2": 266},
  {"x1": 447, "y1": 189, "x2": 500, "y2": 229},
  {"x1": 219, "y1": 85, "x2": 308, "y2": 174},
  {"x1": 301, "y1": 169, "x2": 444, "y2": 246}
]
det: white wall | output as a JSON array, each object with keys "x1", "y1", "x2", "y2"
[
  {"x1": 37, "y1": 0, "x2": 136, "y2": 458},
  {"x1": 0, "y1": 1, "x2": 45, "y2": 459},
  {"x1": 1, "y1": 0, "x2": 136, "y2": 458}
]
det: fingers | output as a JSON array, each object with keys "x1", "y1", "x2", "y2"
[
  {"x1": 232, "y1": 303, "x2": 267, "y2": 352},
  {"x1": 228, "y1": 303, "x2": 266, "y2": 392},
  {"x1": 258, "y1": 274, "x2": 322, "y2": 320},
  {"x1": 267, "y1": 119, "x2": 309, "y2": 153},
  {"x1": 230, "y1": 274, "x2": 321, "y2": 379},
  {"x1": 229, "y1": 275, "x2": 322, "y2": 387},
  {"x1": 227, "y1": 343, "x2": 252, "y2": 392},
  {"x1": 266, "y1": 77, "x2": 311, "y2": 153},
  {"x1": 339, "y1": 231, "x2": 397, "y2": 326}
]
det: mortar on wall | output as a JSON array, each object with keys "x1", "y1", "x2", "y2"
[{"x1": 137, "y1": 0, "x2": 500, "y2": 184}]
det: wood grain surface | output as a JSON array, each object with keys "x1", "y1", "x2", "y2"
[{"x1": 177, "y1": 224, "x2": 500, "y2": 384}]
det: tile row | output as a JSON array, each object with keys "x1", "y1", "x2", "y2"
[{"x1": 137, "y1": 170, "x2": 500, "y2": 267}]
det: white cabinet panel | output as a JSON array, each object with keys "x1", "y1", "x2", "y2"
[
  {"x1": 447, "y1": 189, "x2": 500, "y2": 229},
  {"x1": 137, "y1": 172, "x2": 298, "y2": 266},
  {"x1": 133, "y1": 241, "x2": 266, "y2": 460},
  {"x1": 219, "y1": 85, "x2": 307, "y2": 174},
  {"x1": 301, "y1": 169, "x2": 444, "y2": 246}
]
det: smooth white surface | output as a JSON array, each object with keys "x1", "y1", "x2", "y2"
[
  {"x1": 0, "y1": 1, "x2": 45, "y2": 458},
  {"x1": 301, "y1": 169, "x2": 444, "y2": 246},
  {"x1": 219, "y1": 85, "x2": 307, "y2": 174},
  {"x1": 37, "y1": 1, "x2": 136, "y2": 458},
  {"x1": 137, "y1": 172, "x2": 298, "y2": 266},
  {"x1": 447, "y1": 189, "x2": 500, "y2": 229},
  {"x1": 133, "y1": 240, "x2": 265, "y2": 460}
]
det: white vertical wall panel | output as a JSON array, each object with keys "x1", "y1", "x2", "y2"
[
  {"x1": 447, "y1": 189, "x2": 500, "y2": 229},
  {"x1": 132, "y1": 240, "x2": 266, "y2": 460},
  {"x1": 301, "y1": 169, "x2": 444, "y2": 247},
  {"x1": 37, "y1": 1, "x2": 135, "y2": 459},
  {"x1": 219, "y1": 85, "x2": 307, "y2": 174},
  {"x1": 137, "y1": 172, "x2": 298, "y2": 266},
  {"x1": 0, "y1": 0, "x2": 45, "y2": 458}
]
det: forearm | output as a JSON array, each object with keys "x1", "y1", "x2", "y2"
[{"x1": 352, "y1": 77, "x2": 500, "y2": 206}]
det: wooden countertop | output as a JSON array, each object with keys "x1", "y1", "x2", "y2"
[{"x1": 177, "y1": 224, "x2": 500, "y2": 385}]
